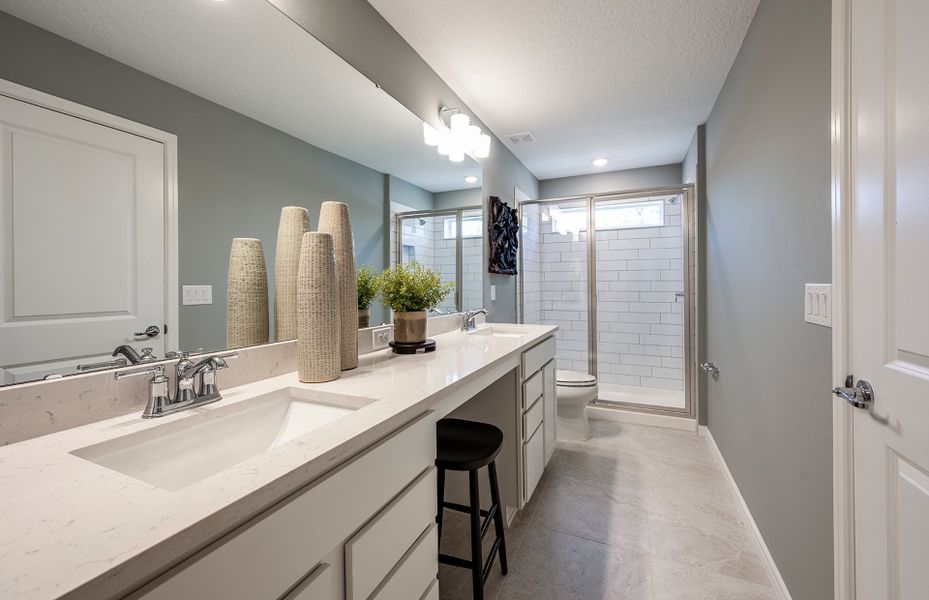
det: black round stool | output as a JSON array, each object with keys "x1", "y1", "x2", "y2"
[{"x1": 435, "y1": 418, "x2": 508, "y2": 600}]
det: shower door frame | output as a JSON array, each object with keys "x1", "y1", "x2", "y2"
[
  {"x1": 395, "y1": 206, "x2": 482, "y2": 313},
  {"x1": 518, "y1": 185, "x2": 696, "y2": 419}
]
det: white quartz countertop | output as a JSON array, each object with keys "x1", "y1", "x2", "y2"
[{"x1": 0, "y1": 324, "x2": 556, "y2": 600}]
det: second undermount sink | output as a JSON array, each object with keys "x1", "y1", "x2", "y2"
[
  {"x1": 468, "y1": 325, "x2": 528, "y2": 339},
  {"x1": 72, "y1": 388, "x2": 372, "y2": 491}
]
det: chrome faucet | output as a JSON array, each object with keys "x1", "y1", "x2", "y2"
[
  {"x1": 461, "y1": 308, "x2": 488, "y2": 332},
  {"x1": 115, "y1": 351, "x2": 237, "y2": 418}
]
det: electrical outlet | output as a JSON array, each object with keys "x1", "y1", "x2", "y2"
[
  {"x1": 371, "y1": 325, "x2": 393, "y2": 350},
  {"x1": 804, "y1": 283, "x2": 832, "y2": 327}
]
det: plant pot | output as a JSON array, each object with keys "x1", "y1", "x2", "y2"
[
  {"x1": 358, "y1": 308, "x2": 370, "y2": 329},
  {"x1": 393, "y1": 310, "x2": 427, "y2": 344}
]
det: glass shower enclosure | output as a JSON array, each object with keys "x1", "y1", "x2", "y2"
[
  {"x1": 518, "y1": 186, "x2": 694, "y2": 415},
  {"x1": 394, "y1": 206, "x2": 484, "y2": 313}
]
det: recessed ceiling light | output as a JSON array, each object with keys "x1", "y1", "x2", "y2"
[
  {"x1": 592, "y1": 158, "x2": 609, "y2": 167},
  {"x1": 464, "y1": 175, "x2": 478, "y2": 183}
]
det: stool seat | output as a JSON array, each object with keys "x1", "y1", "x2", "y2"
[{"x1": 436, "y1": 418, "x2": 503, "y2": 471}]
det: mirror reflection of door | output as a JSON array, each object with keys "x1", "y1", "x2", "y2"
[{"x1": 0, "y1": 92, "x2": 173, "y2": 384}]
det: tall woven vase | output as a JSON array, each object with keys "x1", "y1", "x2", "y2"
[
  {"x1": 274, "y1": 206, "x2": 309, "y2": 341},
  {"x1": 317, "y1": 201, "x2": 358, "y2": 370},
  {"x1": 226, "y1": 238, "x2": 269, "y2": 348},
  {"x1": 297, "y1": 232, "x2": 341, "y2": 383}
]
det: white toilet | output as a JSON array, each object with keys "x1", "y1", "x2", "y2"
[{"x1": 555, "y1": 370, "x2": 598, "y2": 441}]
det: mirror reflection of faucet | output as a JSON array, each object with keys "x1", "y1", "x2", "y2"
[{"x1": 111, "y1": 345, "x2": 157, "y2": 365}]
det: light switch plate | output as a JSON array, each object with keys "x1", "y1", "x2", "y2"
[
  {"x1": 804, "y1": 283, "x2": 831, "y2": 327},
  {"x1": 182, "y1": 285, "x2": 213, "y2": 306},
  {"x1": 490, "y1": 284, "x2": 496, "y2": 302}
]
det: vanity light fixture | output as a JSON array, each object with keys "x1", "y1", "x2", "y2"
[
  {"x1": 464, "y1": 175, "x2": 478, "y2": 184},
  {"x1": 592, "y1": 157, "x2": 609, "y2": 167},
  {"x1": 423, "y1": 106, "x2": 491, "y2": 162}
]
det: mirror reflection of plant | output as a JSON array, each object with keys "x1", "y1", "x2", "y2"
[
  {"x1": 357, "y1": 265, "x2": 380, "y2": 310},
  {"x1": 379, "y1": 261, "x2": 454, "y2": 312}
]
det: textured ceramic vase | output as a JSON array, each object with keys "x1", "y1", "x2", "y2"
[
  {"x1": 274, "y1": 206, "x2": 309, "y2": 341},
  {"x1": 317, "y1": 201, "x2": 358, "y2": 370},
  {"x1": 393, "y1": 310, "x2": 427, "y2": 344},
  {"x1": 226, "y1": 238, "x2": 270, "y2": 349},
  {"x1": 296, "y1": 232, "x2": 341, "y2": 383}
]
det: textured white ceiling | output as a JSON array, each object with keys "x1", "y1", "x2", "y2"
[
  {"x1": 0, "y1": 0, "x2": 480, "y2": 192},
  {"x1": 368, "y1": 0, "x2": 760, "y2": 180}
]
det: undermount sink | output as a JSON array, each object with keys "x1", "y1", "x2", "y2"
[
  {"x1": 72, "y1": 388, "x2": 371, "y2": 491},
  {"x1": 468, "y1": 325, "x2": 528, "y2": 339}
]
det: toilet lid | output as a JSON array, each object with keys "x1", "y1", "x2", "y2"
[{"x1": 556, "y1": 370, "x2": 597, "y2": 387}]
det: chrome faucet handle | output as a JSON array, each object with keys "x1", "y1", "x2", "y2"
[
  {"x1": 115, "y1": 365, "x2": 172, "y2": 418},
  {"x1": 195, "y1": 353, "x2": 237, "y2": 398},
  {"x1": 138, "y1": 347, "x2": 156, "y2": 362},
  {"x1": 461, "y1": 308, "x2": 488, "y2": 332}
]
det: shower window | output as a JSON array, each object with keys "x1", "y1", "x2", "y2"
[{"x1": 550, "y1": 200, "x2": 664, "y2": 233}]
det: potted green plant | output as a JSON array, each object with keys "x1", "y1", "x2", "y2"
[
  {"x1": 356, "y1": 265, "x2": 379, "y2": 328},
  {"x1": 378, "y1": 261, "x2": 454, "y2": 344}
]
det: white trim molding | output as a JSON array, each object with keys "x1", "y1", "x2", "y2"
[
  {"x1": 589, "y1": 404, "x2": 697, "y2": 432},
  {"x1": 0, "y1": 77, "x2": 180, "y2": 352},
  {"x1": 830, "y1": 0, "x2": 856, "y2": 598},
  {"x1": 700, "y1": 426, "x2": 792, "y2": 600}
]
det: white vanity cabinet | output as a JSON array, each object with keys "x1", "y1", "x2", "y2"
[
  {"x1": 519, "y1": 337, "x2": 556, "y2": 501},
  {"x1": 130, "y1": 414, "x2": 438, "y2": 600}
]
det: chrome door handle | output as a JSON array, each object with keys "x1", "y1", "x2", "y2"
[
  {"x1": 832, "y1": 379, "x2": 874, "y2": 410},
  {"x1": 700, "y1": 362, "x2": 719, "y2": 376},
  {"x1": 134, "y1": 325, "x2": 161, "y2": 338}
]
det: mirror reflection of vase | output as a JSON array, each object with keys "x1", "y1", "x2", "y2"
[
  {"x1": 274, "y1": 207, "x2": 309, "y2": 341},
  {"x1": 226, "y1": 238, "x2": 269, "y2": 349}
]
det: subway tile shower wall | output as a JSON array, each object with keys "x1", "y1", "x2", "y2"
[{"x1": 522, "y1": 200, "x2": 685, "y2": 392}]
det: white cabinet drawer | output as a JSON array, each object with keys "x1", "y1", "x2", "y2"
[
  {"x1": 346, "y1": 467, "x2": 437, "y2": 600},
  {"x1": 133, "y1": 414, "x2": 435, "y2": 600},
  {"x1": 521, "y1": 336, "x2": 556, "y2": 378},
  {"x1": 522, "y1": 370, "x2": 543, "y2": 410},
  {"x1": 522, "y1": 396, "x2": 543, "y2": 442},
  {"x1": 283, "y1": 563, "x2": 332, "y2": 600},
  {"x1": 370, "y1": 523, "x2": 438, "y2": 600},
  {"x1": 523, "y1": 422, "x2": 545, "y2": 501},
  {"x1": 542, "y1": 359, "x2": 556, "y2": 462}
]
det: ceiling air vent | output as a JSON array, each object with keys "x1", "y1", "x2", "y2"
[{"x1": 505, "y1": 131, "x2": 536, "y2": 145}]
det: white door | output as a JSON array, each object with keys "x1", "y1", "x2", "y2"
[
  {"x1": 847, "y1": 0, "x2": 929, "y2": 597},
  {"x1": 0, "y1": 94, "x2": 166, "y2": 382}
]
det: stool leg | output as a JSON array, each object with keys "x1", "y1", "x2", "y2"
[
  {"x1": 488, "y1": 461, "x2": 508, "y2": 575},
  {"x1": 468, "y1": 469, "x2": 484, "y2": 600},
  {"x1": 436, "y1": 467, "x2": 446, "y2": 543}
]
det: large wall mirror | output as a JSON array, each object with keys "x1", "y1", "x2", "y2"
[{"x1": 0, "y1": 0, "x2": 484, "y2": 386}]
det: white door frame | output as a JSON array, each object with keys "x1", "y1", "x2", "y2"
[
  {"x1": 830, "y1": 0, "x2": 856, "y2": 598},
  {"x1": 0, "y1": 77, "x2": 180, "y2": 353}
]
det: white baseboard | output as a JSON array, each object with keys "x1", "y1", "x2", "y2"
[
  {"x1": 588, "y1": 404, "x2": 697, "y2": 432},
  {"x1": 699, "y1": 426, "x2": 792, "y2": 600}
]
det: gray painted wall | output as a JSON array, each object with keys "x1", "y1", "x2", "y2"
[
  {"x1": 539, "y1": 164, "x2": 683, "y2": 198},
  {"x1": 0, "y1": 12, "x2": 389, "y2": 351},
  {"x1": 703, "y1": 0, "x2": 832, "y2": 597},
  {"x1": 272, "y1": 0, "x2": 540, "y2": 323},
  {"x1": 435, "y1": 188, "x2": 482, "y2": 210}
]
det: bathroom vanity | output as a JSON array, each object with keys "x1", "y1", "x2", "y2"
[{"x1": 0, "y1": 324, "x2": 556, "y2": 600}]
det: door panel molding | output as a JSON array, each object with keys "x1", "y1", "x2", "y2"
[{"x1": 0, "y1": 77, "x2": 179, "y2": 353}]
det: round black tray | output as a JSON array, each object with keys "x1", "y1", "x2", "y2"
[{"x1": 388, "y1": 339, "x2": 436, "y2": 355}]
